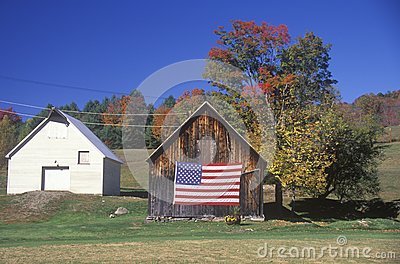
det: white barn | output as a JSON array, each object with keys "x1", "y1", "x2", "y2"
[{"x1": 5, "y1": 108, "x2": 123, "y2": 195}]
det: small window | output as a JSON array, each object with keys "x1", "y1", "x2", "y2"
[
  {"x1": 78, "y1": 151, "x2": 90, "y2": 164},
  {"x1": 47, "y1": 122, "x2": 68, "y2": 139}
]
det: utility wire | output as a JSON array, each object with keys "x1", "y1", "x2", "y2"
[
  {"x1": 0, "y1": 74, "x2": 130, "y2": 96},
  {"x1": 0, "y1": 109, "x2": 180, "y2": 128},
  {"x1": 0, "y1": 99, "x2": 188, "y2": 116},
  {"x1": 0, "y1": 100, "x2": 47, "y2": 111},
  {"x1": 0, "y1": 108, "x2": 46, "y2": 119},
  {"x1": 0, "y1": 74, "x2": 172, "y2": 100},
  {"x1": 78, "y1": 121, "x2": 178, "y2": 128}
]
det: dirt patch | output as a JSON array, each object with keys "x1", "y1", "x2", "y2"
[{"x1": 0, "y1": 191, "x2": 73, "y2": 223}]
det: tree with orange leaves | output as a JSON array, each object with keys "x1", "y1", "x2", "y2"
[
  {"x1": 152, "y1": 104, "x2": 173, "y2": 142},
  {"x1": 101, "y1": 90, "x2": 147, "y2": 148},
  {"x1": 208, "y1": 20, "x2": 290, "y2": 82},
  {"x1": 151, "y1": 95, "x2": 177, "y2": 143},
  {"x1": 102, "y1": 95, "x2": 131, "y2": 126},
  {"x1": 205, "y1": 20, "x2": 384, "y2": 203},
  {"x1": 152, "y1": 89, "x2": 207, "y2": 143}
]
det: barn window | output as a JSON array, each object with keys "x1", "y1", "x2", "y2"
[
  {"x1": 47, "y1": 122, "x2": 68, "y2": 139},
  {"x1": 78, "y1": 151, "x2": 90, "y2": 164}
]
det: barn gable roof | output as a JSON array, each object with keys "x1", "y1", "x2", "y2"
[
  {"x1": 5, "y1": 108, "x2": 123, "y2": 163},
  {"x1": 147, "y1": 101, "x2": 267, "y2": 165}
]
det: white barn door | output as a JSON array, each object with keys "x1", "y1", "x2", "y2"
[{"x1": 43, "y1": 168, "x2": 70, "y2": 191}]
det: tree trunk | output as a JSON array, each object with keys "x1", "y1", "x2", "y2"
[
  {"x1": 291, "y1": 186, "x2": 296, "y2": 213},
  {"x1": 275, "y1": 181, "x2": 283, "y2": 206},
  {"x1": 318, "y1": 187, "x2": 335, "y2": 200}
]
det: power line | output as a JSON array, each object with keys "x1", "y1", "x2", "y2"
[
  {"x1": 0, "y1": 74, "x2": 130, "y2": 96},
  {"x1": 0, "y1": 100, "x2": 48, "y2": 110},
  {"x1": 0, "y1": 108, "x2": 46, "y2": 119},
  {"x1": 79, "y1": 121, "x2": 178, "y2": 128},
  {"x1": 0, "y1": 109, "x2": 179, "y2": 128},
  {"x1": 0, "y1": 99, "x2": 188, "y2": 116},
  {"x1": 0, "y1": 74, "x2": 172, "y2": 100}
]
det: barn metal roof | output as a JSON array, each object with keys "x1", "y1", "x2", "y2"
[
  {"x1": 147, "y1": 101, "x2": 267, "y2": 165},
  {"x1": 60, "y1": 110, "x2": 123, "y2": 163},
  {"x1": 6, "y1": 108, "x2": 123, "y2": 163}
]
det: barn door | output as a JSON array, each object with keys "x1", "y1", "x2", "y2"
[
  {"x1": 196, "y1": 136, "x2": 217, "y2": 164},
  {"x1": 42, "y1": 167, "x2": 70, "y2": 191},
  {"x1": 240, "y1": 169, "x2": 261, "y2": 216}
]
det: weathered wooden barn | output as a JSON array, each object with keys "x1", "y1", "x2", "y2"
[
  {"x1": 147, "y1": 101, "x2": 267, "y2": 218},
  {"x1": 6, "y1": 108, "x2": 123, "y2": 195}
]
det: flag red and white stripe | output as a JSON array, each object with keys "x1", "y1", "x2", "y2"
[{"x1": 173, "y1": 163, "x2": 242, "y2": 206}]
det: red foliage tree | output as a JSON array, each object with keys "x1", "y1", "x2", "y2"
[
  {"x1": 102, "y1": 96, "x2": 131, "y2": 126},
  {"x1": 0, "y1": 107, "x2": 21, "y2": 123},
  {"x1": 208, "y1": 20, "x2": 290, "y2": 81}
]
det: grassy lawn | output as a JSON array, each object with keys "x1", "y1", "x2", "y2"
[
  {"x1": 0, "y1": 144, "x2": 398, "y2": 262},
  {"x1": 0, "y1": 194, "x2": 399, "y2": 263},
  {"x1": 114, "y1": 149, "x2": 151, "y2": 190},
  {"x1": 0, "y1": 239, "x2": 398, "y2": 263}
]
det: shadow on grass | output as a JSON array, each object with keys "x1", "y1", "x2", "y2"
[
  {"x1": 281, "y1": 198, "x2": 400, "y2": 221},
  {"x1": 120, "y1": 188, "x2": 148, "y2": 198},
  {"x1": 264, "y1": 202, "x2": 310, "y2": 222}
]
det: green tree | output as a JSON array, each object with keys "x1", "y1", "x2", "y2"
[
  {"x1": 162, "y1": 95, "x2": 176, "y2": 108},
  {"x1": 123, "y1": 90, "x2": 147, "y2": 149},
  {"x1": 0, "y1": 116, "x2": 18, "y2": 167},
  {"x1": 269, "y1": 98, "x2": 337, "y2": 198},
  {"x1": 270, "y1": 99, "x2": 382, "y2": 201},
  {"x1": 81, "y1": 98, "x2": 112, "y2": 146},
  {"x1": 323, "y1": 119, "x2": 382, "y2": 201},
  {"x1": 18, "y1": 104, "x2": 52, "y2": 141},
  {"x1": 59, "y1": 102, "x2": 81, "y2": 118},
  {"x1": 208, "y1": 20, "x2": 381, "y2": 202},
  {"x1": 280, "y1": 32, "x2": 338, "y2": 105},
  {"x1": 144, "y1": 104, "x2": 158, "y2": 149},
  {"x1": 321, "y1": 105, "x2": 383, "y2": 200}
]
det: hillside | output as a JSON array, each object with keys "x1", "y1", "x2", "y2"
[
  {"x1": 378, "y1": 142, "x2": 400, "y2": 201},
  {"x1": 379, "y1": 125, "x2": 400, "y2": 143}
]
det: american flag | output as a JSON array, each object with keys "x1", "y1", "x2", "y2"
[{"x1": 173, "y1": 162, "x2": 242, "y2": 206}]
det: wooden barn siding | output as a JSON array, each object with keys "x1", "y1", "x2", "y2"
[{"x1": 148, "y1": 112, "x2": 265, "y2": 217}]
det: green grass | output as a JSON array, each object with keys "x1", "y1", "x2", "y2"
[
  {"x1": 0, "y1": 142, "x2": 398, "y2": 262},
  {"x1": 113, "y1": 149, "x2": 152, "y2": 189},
  {"x1": 378, "y1": 142, "x2": 400, "y2": 201},
  {"x1": 0, "y1": 195, "x2": 399, "y2": 247},
  {"x1": 0, "y1": 194, "x2": 399, "y2": 263}
]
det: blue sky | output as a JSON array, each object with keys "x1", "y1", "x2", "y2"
[{"x1": 0, "y1": 0, "x2": 399, "y2": 114}]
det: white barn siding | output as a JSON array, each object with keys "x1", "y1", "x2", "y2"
[
  {"x1": 6, "y1": 109, "x2": 122, "y2": 195},
  {"x1": 8, "y1": 120, "x2": 105, "y2": 194},
  {"x1": 103, "y1": 158, "x2": 121, "y2": 196}
]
